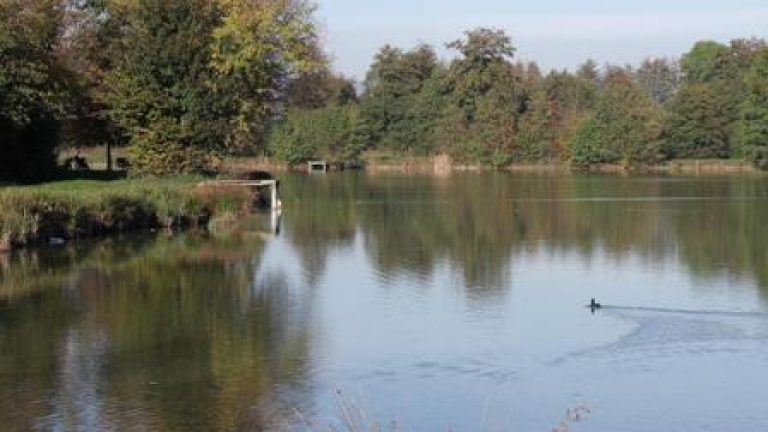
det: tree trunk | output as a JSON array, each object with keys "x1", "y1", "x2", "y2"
[{"x1": 106, "y1": 141, "x2": 113, "y2": 172}]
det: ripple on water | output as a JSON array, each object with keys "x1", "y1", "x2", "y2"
[
  {"x1": 551, "y1": 307, "x2": 768, "y2": 366},
  {"x1": 411, "y1": 360, "x2": 517, "y2": 384}
]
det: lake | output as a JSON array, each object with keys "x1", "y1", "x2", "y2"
[{"x1": 2, "y1": 173, "x2": 768, "y2": 432}]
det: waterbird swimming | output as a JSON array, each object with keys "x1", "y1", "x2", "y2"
[{"x1": 589, "y1": 298, "x2": 602, "y2": 310}]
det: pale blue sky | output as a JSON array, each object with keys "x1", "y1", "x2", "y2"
[{"x1": 314, "y1": 0, "x2": 768, "y2": 79}]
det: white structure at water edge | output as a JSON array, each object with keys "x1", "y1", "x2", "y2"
[
  {"x1": 198, "y1": 180, "x2": 282, "y2": 209},
  {"x1": 308, "y1": 161, "x2": 328, "y2": 173}
]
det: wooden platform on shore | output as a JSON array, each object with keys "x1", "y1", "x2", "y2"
[{"x1": 198, "y1": 180, "x2": 281, "y2": 208}]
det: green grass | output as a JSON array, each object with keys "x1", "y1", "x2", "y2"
[{"x1": 0, "y1": 177, "x2": 253, "y2": 252}]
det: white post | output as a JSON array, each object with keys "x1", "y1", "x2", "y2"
[
  {"x1": 271, "y1": 207, "x2": 282, "y2": 235},
  {"x1": 270, "y1": 181, "x2": 281, "y2": 209}
]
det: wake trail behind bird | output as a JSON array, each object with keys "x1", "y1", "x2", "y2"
[
  {"x1": 598, "y1": 305, "x2": 768, "y2": 319},
  {"x1": 514, "y1": 196, "x2": 768, "y2": 203}
]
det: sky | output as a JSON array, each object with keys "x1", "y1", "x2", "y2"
[{"x1": 314, "y1": 0, "x2": 768, "y2": 79}]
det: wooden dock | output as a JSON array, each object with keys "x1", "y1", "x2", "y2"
[
  {"x1": 308, "y1": 161, "x2": 328, "y2": 173},
  {"x1": 198, "y1": 180, "x2": 282, "y2": 209}
]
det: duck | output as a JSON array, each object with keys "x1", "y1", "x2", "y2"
[{"x1": 589, "y1": 298, "x2": 602, "y2": 309}]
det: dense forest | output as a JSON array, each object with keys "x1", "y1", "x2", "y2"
[
  {"x1": 2, "y1": 0, "x2": 767, "y2": 182},
  {"x1": 275, "y1": 29, "x2": 768, "y2": 170},
  {"x1": 1, "y1": 0, "x2": 323, "y2": 180}
]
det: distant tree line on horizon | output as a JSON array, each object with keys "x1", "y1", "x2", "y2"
[
  {"x1": 2, "y1": 0, "x2": 768, "y2": 182},
  {"x1": 273, "y1": 29, "x2": 768, "y2": 170}
]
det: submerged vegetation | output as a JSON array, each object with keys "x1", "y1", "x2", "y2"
[{"x1": 0, "y1": 179, "x2": 253, "y2": 251}]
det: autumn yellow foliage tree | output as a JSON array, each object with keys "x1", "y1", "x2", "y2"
[{"x1": 99, "y1": 0, "x2": 323, "y2": 174}]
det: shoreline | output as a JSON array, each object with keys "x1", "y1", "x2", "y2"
[
  {"x1": 0, "y1": 179, "x2": 255, "y2": 254},
  {"x1": 223, "y1": 156, "x2": 762, "y2": 176},
  {"x1": 3, "y1": 157, "x2": 761, "y2": 253}
]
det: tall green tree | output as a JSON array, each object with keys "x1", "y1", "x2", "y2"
[
  {"x1": 634, "y1": 57, "x2": 680, "y2": 105},
  {"x1": 680, "y1": 41, "x2": 735, "y2": 83},
  {"x1": 285, "y1": 71, "x2": 357, "y2": 110},
  {"x1": 58, "y1": 0, "x2": 125, "y2": 169},
  {"x1": 515, "y1": 86, "x2": 555, "y2": 161},
  {"x1": 443, "y1": 28, "x2": 516, "y2": 122},
  {"x1": 569, "y1": 70, "x2": 662, "y2": 164},
  {"x1": 103, "y1": 0, "x2": 322, "y2": 175},
  {"x1": 103, "y1": 0, "x2": 226, "y2": 175},
  {"x1": 211, "y1": 0, "x2": 323, "y2": 154},
  {"x1": 0, "y1": 0, "x2": 71, "y2": 181},
  {"x1": 270, "y1": 105, "x2": 364, "y2": 164},
  {"x1": 663, "y1": 84, "x2": 733, "y2": 158},
  {"x1": 665, "y1": 39, "x2": 766, "y2": 160},
  {"x1": 737, "y1": 48, "x2": 768, "y2": 169},
  {"x1": 538, "y1": 69, "x2": 597, "y2": 158},
  {"x1": 401, "y1": 66, "x2": 450, "y2": 156},
  {"x1": 437, "y1": 28, "x2": 527, "y2": 164},
  {"x1": 358, "y1": 44, "x2": 439, "y2": 153}
]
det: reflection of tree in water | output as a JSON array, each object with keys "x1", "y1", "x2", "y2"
[
  {"x1": 0, "y1": 230, "x2": 314, "y2": 432},
  {"x1": 359, "y1": 174, "x2": 514, "y2": 297},
  {"x1": 2, "y1": 174, "x2": 768, "y2": 431},
  {"x1": 280, "y1": 175, "x2": 363, "y2": 286},
  {"x1": 670, "y1": 178, "x2": 768, "y2": 289},
  {"x1": 280, "y1": 173, "x2": 768, "y2": 300}
]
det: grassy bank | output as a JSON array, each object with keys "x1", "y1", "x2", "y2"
[{"x1": 0, "y1": 178, "x2": 253, "y2": 252}]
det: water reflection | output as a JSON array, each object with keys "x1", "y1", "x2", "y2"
[
  {"x1": 279, "y1": 173, "x2": 768, "y2": 299},
  {"x1": 2, "y1": 173, "x2": 768, "y2": 432},
  {"x1": 0, "y1": 228, "x2": 313, "y2": 432}
]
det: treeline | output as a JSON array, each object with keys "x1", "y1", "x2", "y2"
[
  {"x1": 1, "y1": 0, "x2": 323, "y2": 181},
  {"x1": 270, "y1": 29, "x2": 768, "y2": 169},
  {"x1": 3, "y1": 3, "x2": 767, "y2": 181}
]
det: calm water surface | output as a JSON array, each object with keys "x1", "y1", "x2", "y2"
[{"x1": 2, "y1": 173, "x2": 768, "y2": 432}]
